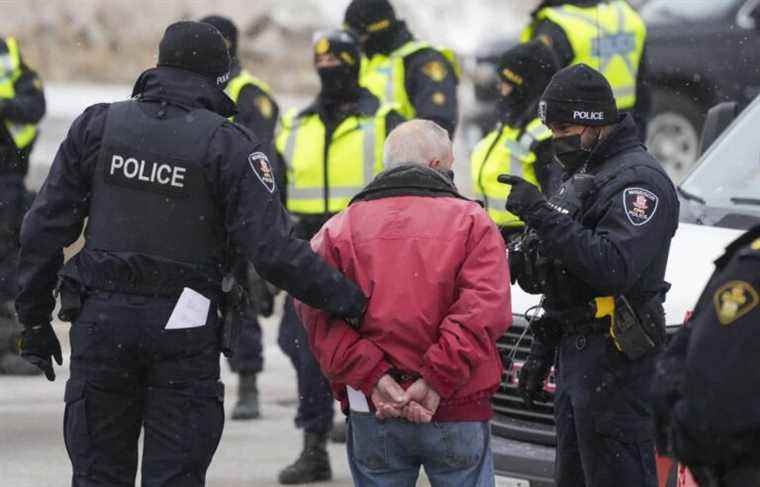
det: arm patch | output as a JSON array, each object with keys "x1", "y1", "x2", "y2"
[
  {"x1": 623, "y1": 187, "x2": 658, "y2": 226},
  {"x1": 248, "y1": 152, "x2": 276, "y2": 193}
]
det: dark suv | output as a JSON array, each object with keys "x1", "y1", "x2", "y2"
[{"x1": 464, "y1": 0, "x2": 760, "y2": 182}]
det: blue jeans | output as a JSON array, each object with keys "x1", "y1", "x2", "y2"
[{"x1": 347, "y1": 412, "x2": 494, "y2": 487}]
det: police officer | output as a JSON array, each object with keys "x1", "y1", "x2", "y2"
[
  {"x1": 470, "y1": 40, "x2": 559, "y2": 243},
  {"x1": 343, "y1": 0, "x2": 459, "y2": 137},
  {"x1": 275, "y1": 30, "x2": 403, "y2": 484},
  {"x1": 653, "y1": 226, "x2": 760, "y2": 487},
  {"x1": 522, "y1": 0, "x2": 650, "y2": 133},
  {"x1": 0, "y1": 35, "x2": 45, "y2": 376},
  {"x1": 15, "y1": 21, "x2": 367, "y2": 487},
  {"x1": 499, "y1": 64, "x2": 678, "y2": 487},
  {"x1": 201, "y1": 14, "x2": 281, "y2": 421}
]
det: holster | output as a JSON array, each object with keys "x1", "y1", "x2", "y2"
[
  {"x1": 606, "y1": 295, "x2": 661, "y2": 360},
  {"x1": 220, "y1": 273, "x2": 246, "y2": 359}
]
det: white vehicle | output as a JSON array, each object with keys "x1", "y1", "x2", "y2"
[{"x1": 492, "y1": 94, "x2": 760, "y2": 487}]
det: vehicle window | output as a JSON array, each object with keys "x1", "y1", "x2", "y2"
[
  {"x1": 641, "y1": 0, "x2": 738, "y2": 24},
  {"x1": 681, "y1": 97, "x2": 760, "y2": 214}
]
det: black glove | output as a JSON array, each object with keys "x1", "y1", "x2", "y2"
[
  {"x1": 652, "y1": 327, "x2": 691, "y2": 453},
  {"x1": 498, "y1": 174, "x2": 546, "y2": 220},
  {"x1": 518, "y1": 342, "x2": 553, "y2": 409},
  {"x1": 19, "y1": 322, "x2": 62, "y2": 381}
]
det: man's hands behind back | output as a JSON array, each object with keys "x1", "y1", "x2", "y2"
[{"x1": 371, "y1": 375, "x2": 441, "y2": 424}]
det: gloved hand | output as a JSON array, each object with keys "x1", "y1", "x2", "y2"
[
  {"x1": 498, "y1": 175, "x2": 546, "y2": 220},
  {"x1": 19, "y1": 322, "x2": 62, "y2": 381},
  {"x1": 518, "y1": 343, "x2": 553, "y2": 409}
]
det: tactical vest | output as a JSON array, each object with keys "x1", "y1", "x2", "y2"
[
  {"x1": 470, "y1": 118, "x2": 551, "y2": 227},
  {"x1": 521, "y1": 1, "x2": 646, "y2": 110},
  {"x1": 275, "y1": 106, "x2": 392, "y2": 214},
  {"x1": 0, "y1": 37, "x2": 38, "y2": 150},
  {"x1": 360, "y1": 41, "x2": 459, "y2": 119},
  {"x1": 86, "y1": 101, "x2": 227, "y2": 266}
]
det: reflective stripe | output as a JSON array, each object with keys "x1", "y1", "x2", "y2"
[{"x1": 362, "y1": 121, "x2": 376, "y2": 186}]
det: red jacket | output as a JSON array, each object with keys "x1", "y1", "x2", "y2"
[{"x1": 295, "y1": 166, "x2": 512, "y2": 422}]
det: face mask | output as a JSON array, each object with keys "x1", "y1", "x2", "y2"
[
  {"x1": 553, "y1": 128, "x2": 599, "y2": 172},
  {"x1": 318, "y1": 66, "x2": 358, "y2": 99}
]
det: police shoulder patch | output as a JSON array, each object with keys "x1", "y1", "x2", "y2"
[
  {"x1": 713, "y1": 280, "x2": 759, "y2": 325},
  {"x1": 431, "y1": 91, "x2": 446, "y2": 106},
  {"x1": 623, "y1": 187, "x2": 658, "y2": 226},
  {"x1": 254, "y1": 95, "x2": 273, "y2": 119},
  {"x1": 248, "y1": 152, "x2": 275, "y2": 193},
  {"x1": 422, "y1": 61, "x2": 447, "y2": 82}
]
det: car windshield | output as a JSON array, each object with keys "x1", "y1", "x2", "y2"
[
  {"x1": 680, "y1": 96, "x2": 760, "y2": 215},
  {"x1": 641, "y1": 0, "x2": 738, "y2": 24}
]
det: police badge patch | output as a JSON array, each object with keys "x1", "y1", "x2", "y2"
[
  {"x1": 623, "y1": 187, "x2": 658, "y2": 226},
  {"x1": 713, "y1": 281, "x2": 759, "y2": 325},
  {"x1": 248, "y1": 152, "x2": 276, "y2": 193}
]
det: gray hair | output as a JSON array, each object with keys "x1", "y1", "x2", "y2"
[{"x1": 383, "y1": 119, "x2": 452, "y2": 168}]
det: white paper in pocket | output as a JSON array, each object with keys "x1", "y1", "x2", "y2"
[{"x1": 165, "y1": 288, "x2": 210, "y2": 330}]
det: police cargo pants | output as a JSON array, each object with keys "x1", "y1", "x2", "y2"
[
  {"x1": 553, "y1": 333, "x2": 658, "y2": 487},
  {"x1": 64, "y1": 292, "x2": 224, "y2": 487}
]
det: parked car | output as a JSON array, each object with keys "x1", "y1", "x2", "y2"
[
  {"x1": 492, "y1": 93, "x2": 760, "y2": 487},
  {"x1": 464, "y1": 0, "x2": 760, "y2": 182}
]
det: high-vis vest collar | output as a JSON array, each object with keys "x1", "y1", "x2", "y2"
[
  {"x1": 0, "y1": 37, "x2": 38, "y2": 149},
  {"x1": 359, "y1": 40, "x2": 459, "y2": 119},
  {"x1": 470, "y1": 118, "x2": 550, "y2": 227},
  {"x1": 276, "y1": 106, "x2": 392, "y2": 214},
  {"x1": 522, "y1": 0, "x2": 646, "y2": 110}
]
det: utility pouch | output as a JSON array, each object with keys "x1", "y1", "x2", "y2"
[
  {"x1": 220, "y1": 274, "x2": 245, "y2": 359},
  {"x1": 608, "y1": 295, "x2": 656, "y2": 360},
  {"x1": 56, "y1": 272, "x2": 84, "y2": 323}
]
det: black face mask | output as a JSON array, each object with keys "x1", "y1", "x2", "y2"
[
  {"x1": 318, "y1": 67, "x2": 359, "y2": 100},
  {"x1": 553, "y1": 129, "x2": 600, "y2": 172}
]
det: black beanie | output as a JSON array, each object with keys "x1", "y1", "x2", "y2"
[
  {"x1": 344, "y1": 0, "x2": 397, "y2": 36},
  {"x1": 539, "y1": 63, "x2": 617, "y2": 126},
  {"x1": 158, "y1": 21, "x2": 231, "y2": 86},
  {"x1": 498, "y1": 40, "x2": 560, "y2": 100},
  {"x1": 313, "y1": 30, "x2": 361, "y2": 70},
  {"x1": 200, "y1": 15, "x2": 238, "y2": 58}
]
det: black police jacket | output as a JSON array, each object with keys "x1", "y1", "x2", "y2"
[
  {"x1": 657, "y1": 226, "x2": 760, "y2": 467},
  {"x1": 525, "y1": 114, "x2": 679, "y2": 309},
  {"x1": 16, "y1": 66, "x2": 366, "y2": 326}
]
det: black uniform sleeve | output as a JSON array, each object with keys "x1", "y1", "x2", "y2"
[
  {"x1": 404, "y1": 49, "x2": 459, "y2": 137},
  {"x1": 533, "y1": 20, "x2": 574, "y2": 67},
  {"x1": 384, "y1": 109, "x2": 406, "y2": 134},
  {"x1": 234, "y1": 84, "x2": 279, "y2": 144},
  {"x1": 1, "y1": 63, "x2": 46, "y2": 124},
  {"x1": 526, "y1": 169, "x2": 677, "y2": 296},
  {"x1": 209, "y1": 124, "x2": 366, "y2": 318},
  {"x1": 15, "y1": 104, "x2": 106, "y2": 325}
]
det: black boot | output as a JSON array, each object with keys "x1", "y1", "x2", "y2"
[
  {"x1": 329, "y1": 421, "x2": 347, "y2": 443},
  {"x1": 278, "y1": 431, "x2": 332, "y2": 484},
  {"x1": 231, "y1": 372, "x2": 260, "y2": 420}
]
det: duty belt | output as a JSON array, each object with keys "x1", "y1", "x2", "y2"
[{"x1": 548, "y1": 296, "x2": 617, "y2": 336}]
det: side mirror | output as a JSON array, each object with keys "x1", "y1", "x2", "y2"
[{"x1": 699, "y1": 101, "x2": 739, "y2": 155}]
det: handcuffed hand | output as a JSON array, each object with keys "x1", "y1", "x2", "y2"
[
  {"x1": 19, "y1": 322, "x2": 62, "y2": 381},
  {"x1": 371, "y1": 375, "x2": 441, "y2": 423}
]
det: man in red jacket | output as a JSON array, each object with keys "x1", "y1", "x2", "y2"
[{"x1": 295, "y1": 119, "x2": 511, "y2": 486}]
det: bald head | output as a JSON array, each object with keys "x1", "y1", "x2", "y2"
[{"x1": 383, "y1": 119, "x2": 454, "y2": 171}]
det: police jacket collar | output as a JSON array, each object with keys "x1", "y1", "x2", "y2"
[
  {"x1": 131, "y1": 66, "x2": 237, "y2": 118},
  {"x1": 586, "y1": 113, "x2": 643, "y2": 168},
  {"x1": 350, "y1": 164, "x2": 468, "y2": 204},
  {"x1": 532, "y1": 0, "x2": 603, "y2": 16}
]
